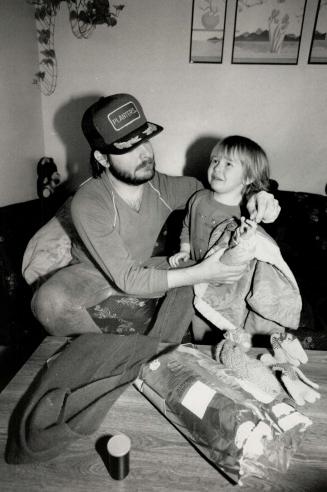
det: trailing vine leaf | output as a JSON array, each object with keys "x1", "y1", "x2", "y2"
[
  {"x1": 78, "y1": 10, "x2": 93, "y2": 24},
  {"x1": 106, "y1": 15, "x2": 117, "y2": 26},
  {"x1": 35, "y1": 71, "x2": 46, "y2": 80},
  {"x1": 37, "y1": 29, "x2": 51, "y2": 44},
  {"x1": 35, "y1": 7, "x2": 48, "y2": 20},
  {"x1": 40, "y1": 49, "x2": 56, "y2": 58},
  {"x1": 40, "y1": 57, "x2": 55, "y2": 66},
  {"x1": 114, "y1": 5, "x2": 125, "y2": 12},
  {"x1": 50, "y1": 0, "x2": 62, "y2": 8},
  {"x1": 69, "y1": 9, "x2": 78, "y2": 21}
]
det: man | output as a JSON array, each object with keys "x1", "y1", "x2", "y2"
[{"x1": 32, "y1": 93, "x2": 280, "y2": 341}]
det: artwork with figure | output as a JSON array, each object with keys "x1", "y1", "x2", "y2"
[
  {"x1": 232, "y1": 0, "x2": 307, "y2": 64},
  {"x1": 309, "y1": 0, "x2": 327, "y2": 63},
  {"x1": 190, "y1": 0, "x2": 227, "y2": 63}
]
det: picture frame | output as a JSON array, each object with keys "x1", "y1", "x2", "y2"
[
  {"x1": 308, "y1": 0, "x2": 327, "y2": 63},
  {"x1": 232, "y1": 0, "x2": 307, "y2": 64},
  {"x1": 189, "y1": 0, "x2": 227, "y2": 63}
]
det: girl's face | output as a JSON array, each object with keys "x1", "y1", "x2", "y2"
[{"x1": 207, "y1": 145, "x2": 246, "y2": 203}]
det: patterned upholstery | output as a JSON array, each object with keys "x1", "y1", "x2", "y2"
[{"x1": 87, "y1": 295, "x2": 160, "y2": 335}]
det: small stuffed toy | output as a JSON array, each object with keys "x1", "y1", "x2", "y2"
[
  {"x1": 37, "y1": 157, "x2": 61, "y2": 199},
  {"x1": 215, "y1": 338, "x2": 282, "y2": 403}
]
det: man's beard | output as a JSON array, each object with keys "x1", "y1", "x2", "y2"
[{"x1": 109, "y1": 158, "x2": 155, "y2": 185}]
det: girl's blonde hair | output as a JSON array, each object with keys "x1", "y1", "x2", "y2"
[{"x1": 211, "y1": 135, "x2": 270, "y2": 202}]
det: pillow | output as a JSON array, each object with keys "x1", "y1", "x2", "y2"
[{"x1": 22, "y1": 198, "x2": 75, "y2": 285}]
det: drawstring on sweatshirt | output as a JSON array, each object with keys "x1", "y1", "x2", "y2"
[
  {"x1": 111, "y1": 190, "x2": 118, "y2": 228},
  {"x1": 148, "y1": 181, "x2": 172, "y2": 212}
]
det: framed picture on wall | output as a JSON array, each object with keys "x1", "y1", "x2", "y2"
[
  {"x1": 308, "y1": 0, "x2": 327, "y2": 63},
  {"x1": 190, "y1": 0, "x2": 227, "y2": 63},
  {"x1": 232, "y1": 0, "x2": 307, "y2": 64}
]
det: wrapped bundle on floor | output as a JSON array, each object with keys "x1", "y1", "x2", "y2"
[{"x1": 135, "y1": 344, "x2": 312, "y2": 485}]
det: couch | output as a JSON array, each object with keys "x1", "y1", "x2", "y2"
[{"x1": 1, "y1": 181, "x2": 326, "y2": 388}]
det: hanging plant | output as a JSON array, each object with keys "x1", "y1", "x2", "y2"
[{"x1": 28, "y1": 1, "x2": 125, "y2": 96}]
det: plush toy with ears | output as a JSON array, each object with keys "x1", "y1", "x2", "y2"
[{"x1": 37, "y1": 157, "x2": 61, "y2": 199}]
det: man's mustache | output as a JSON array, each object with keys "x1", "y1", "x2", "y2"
[{"x1": 137, "y1": 158, "x2": 155, "y2": 170}]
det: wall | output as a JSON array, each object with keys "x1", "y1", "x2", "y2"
[
  {"x1": 40, "y1": 0, "x2": 327, "y2": 194},
  {"x1": 0, "y1": 0, "x2": 44, "y2": 206}
]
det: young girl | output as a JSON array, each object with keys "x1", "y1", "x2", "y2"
[
  {"x1": 168, "y1": 136, "x2": 318, "y2": 406},
  {"x1": 169, "y1": 135, "x2": 271, "y2": 341}
]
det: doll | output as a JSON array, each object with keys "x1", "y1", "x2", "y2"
[{"x1": 37, "y1": 157, "x2": 61, "y2": 199}]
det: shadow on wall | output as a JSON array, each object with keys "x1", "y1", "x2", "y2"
[
  {"x1": 54, "y1": 93, "x2": 103, "y2": 193},
  {"x1": 183, "y1": 135, "x2": 221, "y2": 187}
]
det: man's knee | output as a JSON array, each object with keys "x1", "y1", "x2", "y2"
[{"x1": 31, "y1": 281, "x2": 71, "y2": 335}]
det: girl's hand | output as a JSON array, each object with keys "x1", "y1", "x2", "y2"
[
  {"x1": 238, "y1": 216, "x2": 257, "y2": 239},
  {"x1": 169, "y1": 251, "x2": 191, "y2": 268}
]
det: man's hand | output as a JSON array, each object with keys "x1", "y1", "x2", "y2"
[
  {"x1": 199, "y1": 249, "x2": 247, "y2": 284},
  {"x1": 246, "y1": 190, "x2": 281, "y2": 224},
  {"x1": 167, "y1": 248, "x2": 246, "y2": 289}
]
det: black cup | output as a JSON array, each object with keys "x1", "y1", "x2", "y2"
[{"x1": 107, "y1": 434, "x2": 131, "y2": 480}]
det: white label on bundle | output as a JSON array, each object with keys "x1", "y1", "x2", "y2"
[
  {"x1": 278, "y1": 412, "x2": 312, "y2": 431},
  {"x1": 181, "y1": 381, "x2": 216, "y2": 419}
]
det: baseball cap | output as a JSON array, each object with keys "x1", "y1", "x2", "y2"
[{"x1": 81, "y1": 93, "x2": 163, "y2": 154}]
